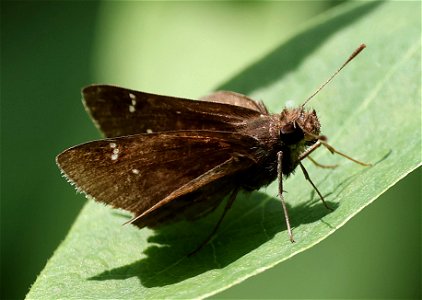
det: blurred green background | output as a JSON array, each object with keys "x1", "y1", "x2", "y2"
[{"x1": 1, "y1": 1, "x2": 420, "y2": 299}]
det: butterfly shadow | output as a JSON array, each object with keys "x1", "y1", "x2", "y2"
[{"x1": 89, "y1": 190, "x2": 337, "y2": 288}]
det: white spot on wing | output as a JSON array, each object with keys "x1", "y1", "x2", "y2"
[
  {"x1": 175, "y1": 110, "x2": 181, "y2": 114},
  {"x1": 146, "y1": 129, "x2": 153, "y2": 133},
  {"x1": 129, "y1": 93, "x2": 137, "y2": 112},
  {"x1": 111, "y1": 147, "x2": 120, "y2": 160},
  {"x1": 109, "y1": 142, "x2": 117, "y2": 148},
  {"x1": 132, "y1": 168, "x2": 140, "y2": 174}
]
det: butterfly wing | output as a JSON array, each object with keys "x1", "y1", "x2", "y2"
[
  {"x1": 82, "y1": 85, "x2": 264, "y2": 138},
  {"x1": 57, "y1": 131, "x2": 258, "y2": 219},
  {"x1": 131, "y1": 156, "x2": 246, "y2": 228},
  {"x1": 200, "y1": 91, "x2": 268, "y2": 114}
]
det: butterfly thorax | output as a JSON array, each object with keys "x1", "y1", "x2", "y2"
[{"x1": 237, "y1": 107, "x2": 320, "y2": 190}]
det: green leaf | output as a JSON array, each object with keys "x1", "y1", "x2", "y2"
[{"x1": 27, "y1": 2, "x2": 420, "y2": 299}]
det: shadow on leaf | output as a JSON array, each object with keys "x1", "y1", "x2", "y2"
[
  {"x1": 90, "y1": 191, "x2": 336, "y2": 287},
  {"x1": 219, "y1": 1, "x2": 382, "y2": 95}
]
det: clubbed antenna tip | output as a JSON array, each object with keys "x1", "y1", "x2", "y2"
[{"x1": 301, "y1": 44, "x2": 366, "y2": 108}]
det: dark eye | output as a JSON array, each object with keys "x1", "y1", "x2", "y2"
[{"x1": 280, "y1": 124, "x2": 304, "y2": 145}]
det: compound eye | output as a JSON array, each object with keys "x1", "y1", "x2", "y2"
[{"x1": 280, "y1": 123, "x2": 304, "y2": 145}]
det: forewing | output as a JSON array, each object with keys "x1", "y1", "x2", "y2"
[
  {"x1": 56, "y1": 131, "x2": 258, "y2": 216},
  {"x1": 83, "y1": 85, "x2": 263, "y2": 137}
]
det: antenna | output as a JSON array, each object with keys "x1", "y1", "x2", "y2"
[{"x1": 301, "y1": 44, "x2": 366, "y2": 108}]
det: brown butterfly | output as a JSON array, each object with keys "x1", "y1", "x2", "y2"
[{"x1": 57, "y1": 44, "x2": 369, "y2": 254}]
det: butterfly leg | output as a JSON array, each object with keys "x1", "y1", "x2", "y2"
[
  {"x1": 319, "y1": 140, "x2": 372, "y2": 166},
  {"x1": 299, "y1": 139, "x2": 371, "y2": 167},
  {"x1": 277, "y1": 151, "x2": 295, "y2": 243},
  {"x1": 299, "y1": 140, "x2": 322, "y2": 161},
  {"x1": 299, "y1": 162, "x2": 333, "y2": 211},
  {"x1": 307, "y1": 156, "x2": 337, "y2": 169},
  {"x1": 188, "y1": 187, "x2": 240, "y2": 256}
]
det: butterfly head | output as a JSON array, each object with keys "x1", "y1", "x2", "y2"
[{"x1": 279, "y1": 108, "x2": 321, "y2": 146}]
